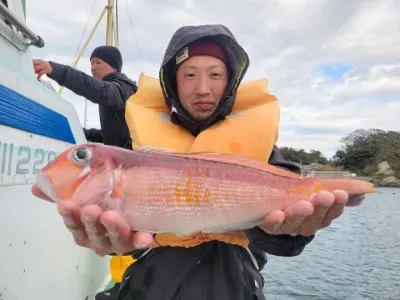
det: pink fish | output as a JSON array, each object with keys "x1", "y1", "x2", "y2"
[{"x1": 32, "y1": 144, "x2": 375, "y2": 235}]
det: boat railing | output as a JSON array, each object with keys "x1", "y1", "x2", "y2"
[{"x1": 0, "y1": 1, "x2": 44, "y2": 50}]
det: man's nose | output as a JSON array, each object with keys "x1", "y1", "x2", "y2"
[{"x1": 195, "y1": 76, "x2": 211, "y2": 95}]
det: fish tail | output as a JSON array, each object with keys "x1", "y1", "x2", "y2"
[{"x1": 311, "y1": 177, "x2": 376, "y2": 205}]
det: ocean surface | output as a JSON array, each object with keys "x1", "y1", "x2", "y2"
[{"x1": 261, "y1": 187, "x2": 400, "y2": 300}]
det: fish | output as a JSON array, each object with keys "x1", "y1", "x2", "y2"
[{"x1": 31, "y1": 143, "x2": 375, "y2": 236}]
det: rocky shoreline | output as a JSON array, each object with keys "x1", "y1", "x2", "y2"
[
  {"x1": 370, "y1": 180, "x2": 400, "y2": 188},
  {"x1": 352, "y1": 176, "x2": 400, "y2": 188}
]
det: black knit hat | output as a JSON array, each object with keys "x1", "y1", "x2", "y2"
[{"x1": 90, "y1": 46, "x2": 123, "y2": 72}]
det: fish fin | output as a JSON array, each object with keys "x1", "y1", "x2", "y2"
[
  {"x1": 347, "y1": 194, "x2": 365, "y2": 206},
  {"x1": 172, "y1": 230, "x2": 197, "y2": 236},
  {"x1": 72, "y1": 165, "x2": 114, "y2": 206},
  {"x1": 201, "y1": 218, "x2": 264, "y2": 233},
  {"x1": 135, "y1": 148, "x2": 303, "y2": 180},
  {"x1": 110, "y1": 166, "x2": 125, "y2": 200},
  {"x1": 74, "y1": 185, "x2": 113, "y2": 206},
  {"x1": 91, "y1": 166, "x2": 127, "y2": 213},
  {"x1": 101, "y1": 197, "x2": 125, "y2": 213},
  {"x1": 311, "y1": 177, "x2": 376, "y2": 204},
  {"x1": 135, "y1": 146, "x2": 173, "y2": 153},
  {"x1": 127, "y1": 227, "x2": 164, "y2": 234},
  {"x1": 103, "y1": 169, "x2": 126, "y2": 213},
  {"x1": 182, "y1": 152, "x2": 304, "y2": 179}
]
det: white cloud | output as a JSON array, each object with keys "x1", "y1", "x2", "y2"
[{"x1": 25, "y1": 0, "x2": 400, "y2": 159}]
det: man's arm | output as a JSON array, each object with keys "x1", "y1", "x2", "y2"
[
  {"x1": 46, "y1": 61, "x2": 126, "y2": 109},
  {"x1": 245, "y1": 145, "x2": 314, "y2": 256}
]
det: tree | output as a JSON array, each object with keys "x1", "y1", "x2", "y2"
[
  {"x1": 333, "y1": 129, "x2": 400, "y2": 177},
  {"x1": 279, "y1": 147, "x2": 328, "y2": 165}
]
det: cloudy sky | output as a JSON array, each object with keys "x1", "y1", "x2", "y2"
[{"x1": 26, "y1": 0, "x2": 400, "y2": 159}]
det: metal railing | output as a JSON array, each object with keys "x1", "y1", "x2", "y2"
[{"x1": 0, "y1": 1, "x2": 44, "y2": 48}]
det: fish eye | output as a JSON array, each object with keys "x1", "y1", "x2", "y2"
[{"x1": 73, "y1": 148, "x2": 91, "y2": 163}]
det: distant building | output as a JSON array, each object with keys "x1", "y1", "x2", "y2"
[
  {"x1": 306, "y1": 170, "x2": 357, "y2": 178},
  {"x1": 297, "y1": 163, "x2": 357, "y2": 178}
]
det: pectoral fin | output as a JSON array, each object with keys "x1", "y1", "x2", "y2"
[{"x1": 201, "y1": 218, "x2": 264, "y2": 233}]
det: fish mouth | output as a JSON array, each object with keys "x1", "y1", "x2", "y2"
[{"x1": 34, "y1": 173, "x2": 57, "y2": 203}]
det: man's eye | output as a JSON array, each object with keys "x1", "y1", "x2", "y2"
[{"x1": 211, "y1": 73, "x2": 222, "y2": 78}]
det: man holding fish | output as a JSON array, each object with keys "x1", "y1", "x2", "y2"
[{"x1": 32, "y1": 24, "x2": 372, "y2": 300}]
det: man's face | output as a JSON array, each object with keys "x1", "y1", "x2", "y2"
[
  {"x1": 176, "y1": 55, "x2": 228, "y2": 122},
  {"x1": 90, "y1": 57, "x2": 116, "y2": 80}
]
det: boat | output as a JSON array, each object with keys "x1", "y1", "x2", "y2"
[{"x1": 0, "y1": 1, "x2": 119, "y2": 299}]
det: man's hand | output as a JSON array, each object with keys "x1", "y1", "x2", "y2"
[
  {"x1": 32, "y1": 185, "x2": 154, "y2": 256},
  {"x1": 32, "y1": 59, "x2": 52, "y2": 81},
  {"x1": 259, "y1": 190, "x2": 358, "y2": 236}
]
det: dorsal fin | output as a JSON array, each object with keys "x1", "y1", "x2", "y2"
[
  {"x1": 136, "y1": 146, "x2": 173, "y2": 153},
  {"x1": 135, "y1": 147, "x2": 303, "y2": 180}
]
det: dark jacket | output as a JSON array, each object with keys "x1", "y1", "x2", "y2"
[
  {"x1": 116, "y1": 25, "x2": 314, "y2": 300},
  {"x1": 48, "y1": 62, "x2": 137, "y2": 149},
  {"x1": 82, "y1": 128, "x2": 103, "y2": 143}
]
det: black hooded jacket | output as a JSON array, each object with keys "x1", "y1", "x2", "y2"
[
  {"x1": 48, "y1": 62, "x2": 137, "y2": 149},
  {"x1": 116, "y1": 25, "x2": 314, "y2": 300}
]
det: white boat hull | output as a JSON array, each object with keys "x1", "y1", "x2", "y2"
[{"x1": 0, "y1": 1, "x2": 110, "y2": 299}]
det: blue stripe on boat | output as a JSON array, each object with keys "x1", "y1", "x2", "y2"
[{"x1": 0, "y1": 84, "x2": 76, "y2": 144}]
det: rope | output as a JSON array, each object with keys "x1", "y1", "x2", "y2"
[
  {"x1": 71, "y1": 0, "x2": 97, "y2": 64},
  {"x1": 124, "y1": 0, "x2": 145, "y2": 72},
  {"x1": 116, "y1": 0, "x2": 119, "y2": 43}
]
